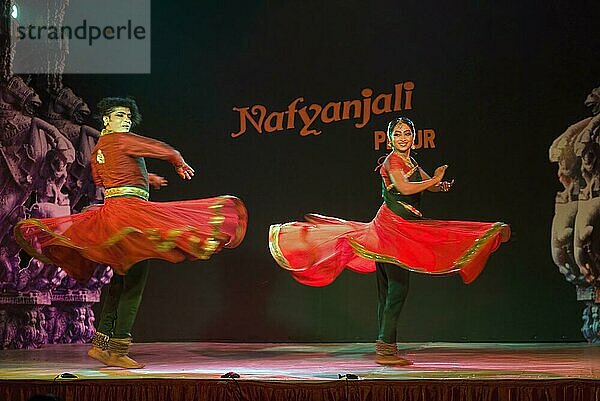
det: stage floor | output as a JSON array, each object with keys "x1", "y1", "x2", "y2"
[{"x1": 0, "y1": 341, "x2": 599, "y2": 381}]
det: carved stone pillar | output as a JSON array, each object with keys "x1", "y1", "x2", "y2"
[{"x1": 550, "y1": 86, "x2": 600, "y2": 343}]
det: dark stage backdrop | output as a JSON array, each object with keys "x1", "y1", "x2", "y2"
[{"x1": 58, "y1": 1, "x2": 597, "y2": 342}]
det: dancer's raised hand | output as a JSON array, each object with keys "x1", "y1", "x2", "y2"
[{"x1": 176, "y1": 161, "x2": 195, "y2": 180}]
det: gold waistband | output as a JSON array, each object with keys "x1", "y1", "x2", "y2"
[{"x1": 105, "y1": 186, "x2": 149, "y2": 200}]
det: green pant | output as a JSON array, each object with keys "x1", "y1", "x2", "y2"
[
  {"x1": 376, "y1": 262, "x2": 410, "y2": 343},
  {"x1": 96, "y1": 260, "x2": 149, "y2": 339}
]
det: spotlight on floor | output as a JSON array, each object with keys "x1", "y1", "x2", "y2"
[{"x1": 221, "y1": 371, "x2": 240, "y2": 379}]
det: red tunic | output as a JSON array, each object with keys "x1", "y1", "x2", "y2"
[
  {"x1": 15, "y1": 131, "x2": 247, "y2": 282},
  {"x1": 91, "y1": 132, "x2": 183, "y2": 190}
]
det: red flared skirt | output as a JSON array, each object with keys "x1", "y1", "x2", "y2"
[
  {"x1": 269, "y1": 204, "x2": 509, "y2": 286},
  {"x1": 15, "y1": 195, "x2": 247, "y2": 282}
]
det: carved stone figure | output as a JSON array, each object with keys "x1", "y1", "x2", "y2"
[
  {"x1": 550, "y1": 85, "x2": 600, "y2": 343},
  {"x1": 0, "y1": 308, "x2": 17, "y2": 349},
  {"x1": 582, "y1": 303, "x2": 600, "y2": 344},
  {"x1": 15, "y1": 144, "x2": 73, "y2": 291},
  {"x1": 550, "y1": 105, "x2": 585, "y2": 286},
  {"x1": 0, "y1": 76, "x2": 75, "y2": 267},
  {"x1": 0, "y1": 239, "x2": 20, "y2": 291},
  {"x1": 573, "y1": 89, "x2": 600, "y2": 286},
  {"x1": 83, "y1": 306, "x2": 95, "y2": 342},
  {"x1": 0, "y1": 309, "x2": 17, "y2": 349},
  {"x1": 65, "y1": 305, "x2": 87, "y2": 343},
  {"x1": 17, "y1": 309, "x2": 38, "y2": 349},
  {"x1": 16, "y1": 258, "x2": 67, "y2": 293},
  {"x1": 43, "y1": 86, "x2": 102, "y2": 211},
  {"x1": 44, "y1": 305, "x2": 66, "y2": 343},
  {"x1": 0, "y1": 77, "x2": 109, "y2": 349},
  {"x1": 35, "y1": 308, "x2": 48, "y2": 345}
]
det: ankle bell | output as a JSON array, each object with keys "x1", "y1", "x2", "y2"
[
  {"x1": 108, "y1": 337, "x2": 134, "y2": 356},
  {"x1": 91, "y1": 331, "x2": 110, "y2": 350},
  {"x1": 375, "y1": 340, "x2": 398, "y2": 356}
]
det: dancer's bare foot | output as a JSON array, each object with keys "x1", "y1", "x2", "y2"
[
  {"x1": 375, "y1": 340, "x2": 413, "y2": 366},
  {"x1": 87, "y1": 346, "x2": 111, "y2": 366},
  {"x1": 375, "y1": 353, "x2": 413, "y2": 366},
  {"x1": 106, "y1": 353, "x2": 145, "y2": 369},
  {"x1": 106, "y1": 337, "x2": 145, "y2": 369}
]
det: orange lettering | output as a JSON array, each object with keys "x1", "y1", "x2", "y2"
[
  {"x1": 423, "y1": 129, "x2": 435, "y2": 148},
  {"x1": 374, "y1": 131, "x2": 386, "y2": 150},
  {"x1": 231, "y1": 105, "x2": 266, "y2": 137},
  {"x1": 265, "y1": 111, "x2": 285, "y2": 132},
  {"x1": 321, "y1": 102, "x2": 341, "y2": 123},
  {"x1": 372, "y1": 93, "x2": 392, "y2": 115}
]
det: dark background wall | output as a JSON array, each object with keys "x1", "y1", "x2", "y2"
[{"x1": 60, "y1": 1, "x2": 597, "y2": 342}]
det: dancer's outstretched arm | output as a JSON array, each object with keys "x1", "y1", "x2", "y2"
[
  {"x1": 121, "y1": 132, "x2": 184, "y2": 165},
  {"x1": 120, "y1": 132, "x2": 195, "y2": 180}
]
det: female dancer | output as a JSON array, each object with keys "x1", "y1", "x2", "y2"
[
  {"x1": 15, "y1": 97, "x2": 247, "y2": 368},
  {"x1": 269, "y1": 117, "x2": 509, "y2": 365}
]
